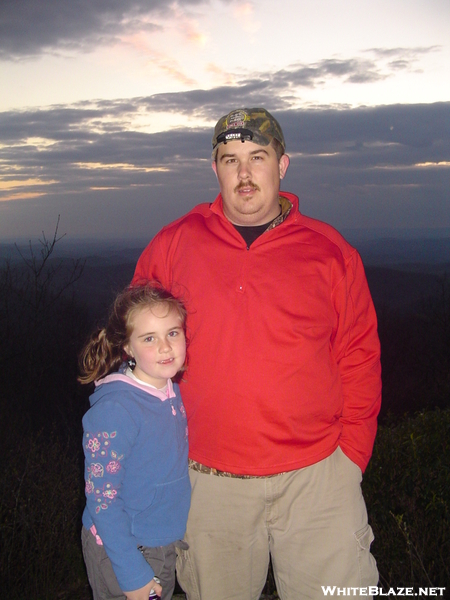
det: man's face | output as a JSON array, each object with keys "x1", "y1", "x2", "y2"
[{"x1": 212, "y1": 140, "x2": 289, "y2": 226}]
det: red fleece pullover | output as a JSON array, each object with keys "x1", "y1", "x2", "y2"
[{"x1": 133, "y1": 192, "x2": 381, "y2": 474}]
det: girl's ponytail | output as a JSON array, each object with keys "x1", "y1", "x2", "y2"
[{"x1": 78, "y1": 327, "x2": 123, "y2": 384}]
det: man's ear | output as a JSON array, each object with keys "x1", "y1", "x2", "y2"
[
  {"x1": 211, "y1": 161, "x2": 218, "y2": 177},
  {"x1": 279, "y1": 154, "x2": 290, "y2": 180}
]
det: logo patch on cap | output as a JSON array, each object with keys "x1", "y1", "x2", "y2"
[
  {"x1": 212, "y1": 107, "x2": 286, "y2": 153},
  {"x1": 225, "y1": 110, "x2": 247, "y2": 130}
]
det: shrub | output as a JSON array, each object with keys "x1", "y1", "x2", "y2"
[
  {"x1": 0, "y1": 426, "x2": 89, "y2": 599},
  {"x1": 363, "y1": 407, "x2": 450, "y2": 589}
]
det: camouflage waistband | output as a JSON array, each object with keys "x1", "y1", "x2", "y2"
[{"x1": 188, "y1": 459, "x2": 286, "y2": 479}]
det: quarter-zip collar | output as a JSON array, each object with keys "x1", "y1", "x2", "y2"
[{"x1": 210, "y1": 191, "x2": 299, "y2": 229}]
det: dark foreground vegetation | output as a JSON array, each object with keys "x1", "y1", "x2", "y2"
[{"x1": 1, "y1": 229, "x2": 449, "y2": 599}]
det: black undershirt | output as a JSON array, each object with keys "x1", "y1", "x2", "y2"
[
  {"x1": 233, "y1": 222, "x2": 270, "y2": 248},
  {"x1": 233, "y1": 212, "x2": 281, "y2": 248}
]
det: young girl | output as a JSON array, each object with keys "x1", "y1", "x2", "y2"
[{"x1": 78, "y1": 284, "x2": 190, "y2": 600}]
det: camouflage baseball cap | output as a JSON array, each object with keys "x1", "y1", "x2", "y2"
[{"x1": 212, "y1": 108, "x2": 286, "y2": 153}]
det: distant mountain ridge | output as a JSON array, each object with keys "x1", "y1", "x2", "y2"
[
  {"x1": 355, "y1": 237, "x2": 450, "y2": 268},
  {"x1": 2, "y1": 235, "x2": 449, "y2": 266},
  {"x1": 1, "y1": 237, "x2": 448, "y2": 321}
]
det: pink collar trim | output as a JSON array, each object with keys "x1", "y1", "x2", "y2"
[{"x1": 95, "y1": 373, "x2": 175, "y2": 401}]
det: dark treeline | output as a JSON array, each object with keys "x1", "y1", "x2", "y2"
[
  {"x1": 377, "y1": 275, "x2": 450, "y2": 419},
  {"x1": 0, "y1": 232, "x2": 449, "y2": 598}
]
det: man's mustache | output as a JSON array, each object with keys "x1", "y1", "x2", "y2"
[{"x1": 234, "y1": 181, "x2": 261, "y2": 193}]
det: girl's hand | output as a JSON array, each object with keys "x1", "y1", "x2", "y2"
[{"x1": 124, "y1": 578, "x2": 162, "y2": 600}]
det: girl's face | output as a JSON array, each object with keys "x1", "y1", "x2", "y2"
[{"x1": 124, "y1": 303, "x2": 186, "y2": 388}]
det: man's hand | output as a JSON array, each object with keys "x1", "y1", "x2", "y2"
[{"x1": 124, "y1": 578, "x2": 162, "y2": 600}]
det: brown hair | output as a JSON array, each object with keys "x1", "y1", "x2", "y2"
[
  {"x1": 270, "y1": 137, "x2": 285, "y2": 161},
  {"x1": 78, "y1": 284, "x2": 187, "y2": 384}
]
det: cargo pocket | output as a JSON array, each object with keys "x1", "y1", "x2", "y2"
[{"x1": 354, "y1": 523, "x2": 378, "y2": 586}]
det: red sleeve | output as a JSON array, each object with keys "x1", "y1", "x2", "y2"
[{"x1": 333, "y1": 250, "x2": 382, "y2": 472}]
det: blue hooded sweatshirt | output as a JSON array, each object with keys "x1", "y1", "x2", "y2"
[{"x1": 82, "y1": 372, "x2": 190, "y2": 592}]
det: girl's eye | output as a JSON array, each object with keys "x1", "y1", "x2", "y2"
[
  {"x1": 144, "y1": 336, "x2": 154, "y2": 342},
  {"x1": 168, "y1": 331, "x2": 178, "y2": 337}
]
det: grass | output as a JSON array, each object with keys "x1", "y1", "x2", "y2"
[{"x1": 1, "y1": 407, "x2": 449, "y2": 598}]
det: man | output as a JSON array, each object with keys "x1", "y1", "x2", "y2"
[{"x1": 132, "y1": 108, "x2": 381, "y2": 599}]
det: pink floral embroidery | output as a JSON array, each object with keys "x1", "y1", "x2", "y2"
[
  {"x1": 95, "y1": 502, "x2": 108, "y2": 514},
  {"x1": 84, "y1": 430, "x2": 121, "y2": 513},
  {"x1": 106, "y1": 461, "x2": 121, "y2": 474},
  {"x1": 103, "y1": 488, "x2": 117, "y2": 500},
  {"x1": 84, "y1": 431, "x2": 117, "y2": 457},
  {"x1": 87, "y1": 437, "x2": 100, "y2": 452},
  {"x1": 90, "y1": 463, "x2": 104, "y2": 478}
]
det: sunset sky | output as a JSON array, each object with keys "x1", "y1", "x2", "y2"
[{"x1": 0, "y1": 0, "x2": 449, "y2": 242}]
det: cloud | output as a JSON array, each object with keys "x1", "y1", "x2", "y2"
[
  {"x1": 231, "y1": 2, "x2": 261, "y2": 34},
  {"x1": 0, "y1": 0, "x2": 208, "y2": 59},
  {"x1": 123, "y1": 34, "x2": 198, "y2": 86},
  {"x1": 126, "y1": 47, "x2": 440, "y2": 116},
  {"x1": 367, "y1": 46, "x2": 441, "y2": 59},
  {"x1": 267, "y1": 47, "x2": 439, "y2": 88},
  {"x1": 169, "y1": 3, "x2": 209, "y2": 46},
  {"x1": 0, "y1": 77, "x2": 448, "y2": 238}
]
